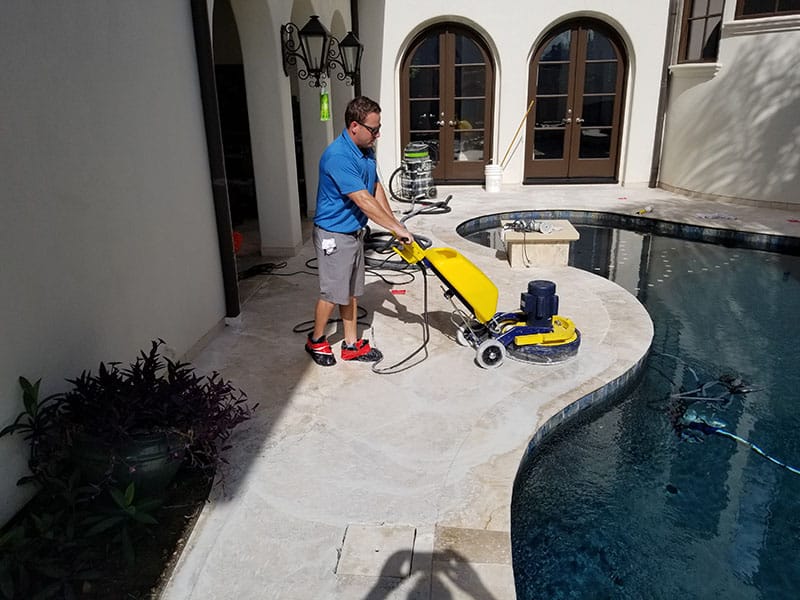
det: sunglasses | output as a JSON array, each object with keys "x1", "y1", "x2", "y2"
[{"x1": 358, "y1": 121, "x2": 381, "y2": 136}]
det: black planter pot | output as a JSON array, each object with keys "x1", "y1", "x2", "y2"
[{"x1": 71, "y1": 431, "x2": 185, "y2": 495}]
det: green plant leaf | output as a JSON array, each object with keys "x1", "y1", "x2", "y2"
[
  {"x1": 131, "y1": 512, "x2": 158, "y2": 525},
  {"x1": 85, "y1": 516, "x2": 124, "y2": 536},
  {"x1": 135, "y1": 498, "x2": 163, "y2": 514},
  {"x1": 19, "y1": 377, "x2": 39, "y2": 416},
  {"x1": 124, "y1": 482, "x2": 135, "y2": 506},
  {"x1": 0, "y1": 413, "x2": 30, "y2": 438},
  {"x1": 109, "y1": 487, "x2": 127, "y2": 510}
]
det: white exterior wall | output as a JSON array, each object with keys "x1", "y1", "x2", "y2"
[
  {"x1": 0, "y1": 3, "x2": 226, "y2": 523},
  {"x1": 357, "y1": 1, "x2": 671, "y2": 187},
  {"x1": 659, "y1": 12, "x2": 800, "y2": 206}
]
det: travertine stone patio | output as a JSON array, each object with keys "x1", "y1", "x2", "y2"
[{"x1": 162, "y1": 184, "x2": 800, "y2": 600}]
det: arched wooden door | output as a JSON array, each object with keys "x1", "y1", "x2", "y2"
[
  {"x1": 524, "y1": 20, "x2": 627, "y2": 183},
  {"x1": 400, "y1": 25, "x2": 494, "y2": 183}
]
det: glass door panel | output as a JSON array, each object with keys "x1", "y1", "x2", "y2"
[
  {"x1": 454, "y1": 98, "x2": 485, "y2": 161},
  {"x1": 408, "y1": 38, "x2": 441, "y2": 165},
  {"x1": 412, "y1": 36, "x2": 438, "y2": 63},
  {"x1": 527, "y1": 29, "x2": 574, "y2": 177},
  {"x1": 533, "y1": 96, "x2": 569, "y2": 160},
  {"x1": 452, "y1": 35, "x2": 487, "y2": 169},
  {"x1": 409, "y1": 66, "x2": 439, "y2": 96},
  {"x1": 542, "y1": 31, "x2": 571, "y2": 60},
  {"x1": 585, "y1": 32, "x2": 616, "y2": 59},
  {"x1": 570, "y1": 26, "x2": 623, "y2": 175},
  {"x1": 584, "y1": 62, "x2": 617, "y2": 93},
  {"x1": 537, "y1": 63, "x2": 570, "y2": 95}
]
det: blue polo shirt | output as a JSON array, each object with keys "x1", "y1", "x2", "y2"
[{"x1": 314, "y1": 130, "x2": 376, "y2": 233}]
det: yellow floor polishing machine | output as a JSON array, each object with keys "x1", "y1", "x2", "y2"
[{"x1": 393, "y1": 241, "x2": 580, "y2": 368}]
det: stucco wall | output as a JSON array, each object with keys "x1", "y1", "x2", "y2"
[
  {"x1": 0, "y1": 3, "x2": 226, "y2": 524},
  {"x1": 358, "y1": 1, "x2": 670, "y2": 186},
  {"x1": 659, "y1": 16, "x2": 800, "y2": 206}
]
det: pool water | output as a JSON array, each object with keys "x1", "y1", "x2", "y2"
[{"x1": 505, "y1": 226, "x2": 800, "y2": 599}]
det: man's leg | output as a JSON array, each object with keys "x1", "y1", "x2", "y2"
[
  {"x1": 339, "y1": 296, "x2": 358, "y2": 346},
  {"x1": 312, "y1": 298, "x2": 337, "y2": 341},
  {"x1": 306, "y1": 298, "x2": 338, "y2": 366},
  {"x1": 339, "y1": 296, "x2": 383, "y2": 362}
]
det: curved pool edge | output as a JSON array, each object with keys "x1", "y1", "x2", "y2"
[
  {"x1": 517, "y1": 348, "x2": 650, "y2": 466},
  {"x1": 398, "y1": 193, "x2": 799, "y2": 598},
  {"x1": 429, "y1": 255, "x2": 654, "y2": 597}
]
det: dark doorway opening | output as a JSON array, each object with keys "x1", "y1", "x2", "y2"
[
  {"x1": 215, "y1": 65, "x2": 257, "y2": 227},
  {"x1": 291, "y1": 94, "x2": 308, "y2": 218},
  {"x1": 212, "y1": 0, "x2": 260, "y2": 261}
]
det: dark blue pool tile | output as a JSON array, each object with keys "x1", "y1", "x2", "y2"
[{"x1": 459, "y1": 211, "x2": 800, "y2": 255}]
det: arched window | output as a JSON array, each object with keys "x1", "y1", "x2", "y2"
[
  {"x1": 400, "y1": 24, "x2": 495, "y2": 183},
  {"x1": 524, "y1": 20, "x2": 627, "y2": 183}
]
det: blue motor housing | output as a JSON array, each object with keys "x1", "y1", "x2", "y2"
[{"x1": 521, "y1": 280, "x2": 558, "y2": 328}]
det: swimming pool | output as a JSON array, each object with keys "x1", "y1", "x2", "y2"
[{"x1": 462, "y1": 214, "x2": 800, "y2": 598}]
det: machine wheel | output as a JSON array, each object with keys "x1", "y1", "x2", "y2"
[
  {"x1": 456, "y1": 326, "x2": 471, "y2": 347},
  {"x1": 476, "y1": 339, "x2": 505, "y2": 369}
]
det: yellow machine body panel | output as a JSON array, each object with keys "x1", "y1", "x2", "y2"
[
  {"x1": 513, "y1": 316, "x2": 579, "y2": 346},
  {"x1": 393, "y1": 241, "x2": 427, "y2": 264},
  {"x1": 394, "y1": 242, "x2": 499, "y2": 324}
]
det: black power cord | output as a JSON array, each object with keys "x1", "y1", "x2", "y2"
[
  {"x1": 242, "y1": 189, "x2": 446, "y2": 372},
  {"x1": 363, "y1": 228, "x2": 432, "y2": 271},
  {"x1": 291, "y1": 305, "x2": 372, "y2": 335},
  {"x1": 388, "y1": 166, "x2": 453, "y2": 217},
  {"x1": 238, "y1": 261, "x2": 287, "y2": 280},
  {"x1": 371, "y1": 263, "x2": 432, "y2": 375}
]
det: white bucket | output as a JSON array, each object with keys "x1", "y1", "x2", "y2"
[{"x1": 484, "y1": 164, "x2": 503, "y2": 193}]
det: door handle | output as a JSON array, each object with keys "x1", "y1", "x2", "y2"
[
  {"x1": 435, "y1": 120, "x2": 446, "y2": 127},
  {"x1": 562, "y1": 117, "x2": 572, "y2": 124},
  {"x1": 448, "y1": 120, "x2": 458, "y2": 127},
  {"x1": 575, "y1": 117, "x2": 585, "y2": 124}
]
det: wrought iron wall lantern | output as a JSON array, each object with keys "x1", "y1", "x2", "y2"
[
  {"x1": 328, "y1": 31, "x2": 363, "y2": 86},
  {"x1": 281, "y1": 15, "x2": 363, "y2": 87}
]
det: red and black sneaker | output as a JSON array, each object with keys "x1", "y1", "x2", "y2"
[
  {"x1": 341, "y1": 338, "x2": 383, "y2": 362},
  {"x1": 305, "y1": 334, "x2": 336, "y2": 366}
]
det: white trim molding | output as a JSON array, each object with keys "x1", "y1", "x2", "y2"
[
  {"x1": 668, "y1": 62, "x2": 723, "y2": 79},
  {"x1": 723, "y1": 14, "x2": 800, "y2": 37}
]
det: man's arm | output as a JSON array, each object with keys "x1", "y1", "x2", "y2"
[
  {"x1": 373, "y1": 182, "x2": 394, "y2": 218},
  {"x1": 348, "y1": 186, "x2": 414, "y2": 244}
]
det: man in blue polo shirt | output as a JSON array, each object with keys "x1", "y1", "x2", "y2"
[{"x1": 305, "y1": 96, "x2": 414, "y2": 366}]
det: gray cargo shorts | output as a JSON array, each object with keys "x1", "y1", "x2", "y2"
[{"x1": 313, "y1": 225, "x2": 366, "y2": 306}]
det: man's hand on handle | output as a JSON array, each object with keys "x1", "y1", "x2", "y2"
[{"x1": 394, "y1": 226, "x2": 414, "y2": 245}]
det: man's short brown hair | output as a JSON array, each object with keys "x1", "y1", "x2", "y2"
[{"x1": 345, "y1": 96, "x2": 381, "y2": 127}]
